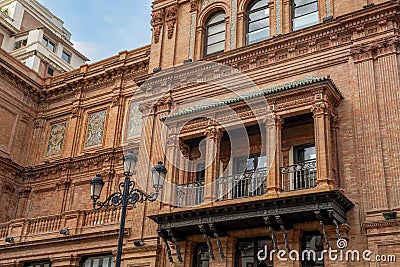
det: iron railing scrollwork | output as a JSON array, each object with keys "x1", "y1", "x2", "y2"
[
  {"x1": 281, "y1": 160, "x2": 317, "y2": 191},
  {"x1": 93, "y1": 180, "x2": 156, "y2": 210}
]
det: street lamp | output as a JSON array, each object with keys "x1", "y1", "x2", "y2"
[{"x1": 90, "y1": 151, "x2": 167, "y2": 267}]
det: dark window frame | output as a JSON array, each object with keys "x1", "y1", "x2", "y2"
[
  {"x1": 14, "y1": 38, "x2": 27, "y2": 50},
  {"x1": 62, "y1": 49, "x2": 72, "y2": 63},
  {"x1": 80, "y1": 254, "x2": 114, "y2": 267},
  {"x1": 292, "y1": 0, "x2": 319, "y2": 31},
  {"x1": 235, "y1": 237, "x2": 274, "y2": 267},
  {"x1": 246, "y1": 0, "x2": 270, "y2": 45},
  {"x1": 193, "y1": 243, "x2": 210, "y2": 267},
  {"x1": 42, "y1": 35, "x2": 56, "y2": 52},
  {"x1": 301, "y1": 231, "x2": 325, "y2": 267},
  {"x1": 293, "y1": 143, "x2": 316, "y2": 163},
  {"x1": 24, "y1": 261, "x2": 52, "y2": 267},
  {"x1": 47, "y1": 66, "x2": 54, "y2": 76},
  {"x1": 204, "y1": 11, "x2": 226, "y2": 57}
]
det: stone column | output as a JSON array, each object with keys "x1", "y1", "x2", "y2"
[
  {"x1": 204, "y1": 127, "x2": 223, "y2": 203},
  {"x1": 237, "y1": 12, "x2": 246, "y2": 48},
  {"x1": 265, "y1": 114, "x2": 283, "y2": 195},
  {"x1": 163, "y1": 133, "x2": 180, "y2": 208},
  {"x1": 312, "y1": 102, "x2": 334, "y2": 189}
]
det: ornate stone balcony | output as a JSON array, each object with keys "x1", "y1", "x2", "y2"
[{"x1": 0, "y1": 207, "x2": 123, "y2": 245}]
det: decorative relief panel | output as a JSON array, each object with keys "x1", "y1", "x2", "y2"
[
  {"x1": 46, "y1": 121, "x2": 67, "y2": 157},
  {"x1": 85, "y1": 110, "x2": 107, "y2": 148},
  {"x1": 127, "y1": 102, "x2": 143, "y2": 139}
]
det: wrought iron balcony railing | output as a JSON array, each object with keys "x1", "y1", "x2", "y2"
[
  {"x1": 281, "y1": 160, "x2": 317, "y2": 192},
  {"x1": 177, "y1": 182, "x2": 205, "y2": 207},
  {"x1": 217, "y1": 168, "x2": 267, "y2": 201},
  {"x1": 176, "y1": 168, "x2": 268, "y2": 207}
]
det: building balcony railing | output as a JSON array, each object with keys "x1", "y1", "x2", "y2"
[
  {"x1": 176, "y1": 168, "x2": 267, "y2": 207},
  {"x1": 175, "y1": 161, "x2": 318, "y2": 207},
  {"x1": 177, "y1": 182, "x2": 205, "y2": 207},
  {"x1": 281, "y1": 160, "x2": 317, "y2": 192},
  {"x1": 217, "y1": 168, "x2": 267, "y2": 201},
  {"x1": 0, "y1": 207, "x2": 123, "y2": 244}
]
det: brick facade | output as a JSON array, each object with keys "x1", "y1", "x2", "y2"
[{"x1": 0, "y1": 0, "x2": 400, "y2": 266}]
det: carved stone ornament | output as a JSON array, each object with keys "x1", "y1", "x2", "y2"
[
  {"x1": 165, "y1": 5, "x2": 178, "y2": 39},
  {"x1": 151, "y1": 9, "x2": 164, "y2": 43},
  {"x1": 204, "y1": 127, "x2": 223, "y2": 141},
  {"x1": 71, "y1": 106, "x2": 81, "y2": 118},
  {"x1": 311, "y1": 102, "x2": 331, "y2": 116},
  {"x1": 190, "y1": 0, "x2": 198, "y2": 12}
]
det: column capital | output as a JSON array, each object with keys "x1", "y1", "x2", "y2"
[
  {"x1": 204, "y1": 127, "x2": 223, "y2": 141},
  {"x1": 311, "y1": 102, "x2": 332, "y2": 117},
  {"x1": 166, "y1": 134, "x2": 179, "y2": 148}
]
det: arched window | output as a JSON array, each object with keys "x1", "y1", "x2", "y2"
[
  {"x1": 246, "y1": 0, "x2": 270, "y2": 45},
  {"x1": 204, "y1": 11, "x2": 226, "y2": 56},
  {"x1": 292, "y1": 0, "x2": 319, "y2": 31}
]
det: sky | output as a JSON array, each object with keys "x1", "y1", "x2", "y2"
[{"x1": 39, "y1": 0, "x2": 153, "y2": 62}]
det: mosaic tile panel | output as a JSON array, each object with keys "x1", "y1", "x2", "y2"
[
  {"x1": 46, "y1": 121, "x2": 66, "y2": 157},
  {"x1": 85, "y1": 110, "x2": 107, "y2": 148},
  {"x1": 230, "y1": 0, "x2": 237, "y2": 49},
  {"x1": 127, "y1": 102, "x2": 143, "y2": 139},
  {"x1": 325, "y1": 0, "x2": 332, "y2": 17},
  {"x1": 276, "y1": 0, "x2": 281, "y2": 35}
]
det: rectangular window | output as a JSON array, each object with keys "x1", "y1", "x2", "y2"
[
  {"x1": 301, "y1": 231, "x2": 324, "y2": 267},
  {"x1": 81, "y1": 255, "x2": 114, "y2": 267},
  {"x1": 47, "y1": 66, "x2": 54, "y2": 76},
  {"x1": 42, "y1": 35, "x2": 56, "y2": 52},
  {"x1": 193, "y1": 244, "x2": 210, "y2": 267},
  {"x1": 25, "y1": 262, "x2": 52, "y2": 267},
  {"x1": 14, "y1": 39, "x2": 27, "y2": 50},
  {"x1": 292, "y1": 0, "x2": 319, "y2": 31},
  {"x1": 62, "y1": 49, "x2": 71, "y2": 63},
  {"x1": 236, "y1": 238, "x2": 274, "y2": 267}
]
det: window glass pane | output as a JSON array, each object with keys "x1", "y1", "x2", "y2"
[
  {"x1": 93, "y1": 259, "x2": 100, "y2": 266},
  {"x1": 48, "y1": 41, "x2": 55, "y2": 52},
  {"x1": 293, "y1": 12, "x2": 318, "y2": 30},
  {"x1": 102, "y1": 257, "x2": 110, "y2": 267},
  {"x1": 294, "y1": 2, "x2": 318, "y2": 17},
  {"x1": 207, "y1": 31, "x2": 225, "y2": 45},
  {"x1": 208, "y1": 22, "x2": 225, "y2": 35},
  {"x1": 208, "y1": 13, "x2": 225, "y2": 24},
  {"x1": 84, "y1": 261, "x2": 91, "y2": 267},
  {"x1": 248, "y1": 28, "x2": 269, "y2": 44},
  {"x1": 41, "y1": 37, "x2": 47, "y2": 46},
  {"x1": 249, "y1": 8, "x2": 269, "y2": 22},
  {"x1": 250, "y1": 0, "x2": 269, "y2": 10},
  {"x1": 294, "y1": 0, "x2": 314, "y2": 6},
  {"x1": 249, "y1": 18, "x2": 269, "y2": 32},
  {"x1": 256, "y1": 155, "x2": 267, "y2": 169},
  {"x1": 206, "y1": 42, "x2": 224, "y2": 55},
  {"x1": 44, "y1": 264, "x2": 50, "y2": 267},
  {"x1": 62, "y1": 51, "x2": 71, "y2": 63}
]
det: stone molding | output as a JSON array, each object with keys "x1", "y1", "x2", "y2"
[{"x1": 350, "y1": 36, "x2": 400, "y2": 62}]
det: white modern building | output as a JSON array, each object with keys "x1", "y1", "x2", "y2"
[{"x1": 0, "y1": 0, "x2": 88, "y2": 77}]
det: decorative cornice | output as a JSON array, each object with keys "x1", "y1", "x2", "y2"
[
  {"x1": 363, "y1": 219, "x2": 400, "y2": 230},
  {"x1": 350, "y1": 36, "x2": 400, "y2": 62},
  {"x1": 164, "y1": 76, "x2": 341, "y2": 120}
]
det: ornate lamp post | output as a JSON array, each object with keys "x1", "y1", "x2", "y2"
[{"x1": 90, "y1": 151, "x2": 167, "y2": 267}]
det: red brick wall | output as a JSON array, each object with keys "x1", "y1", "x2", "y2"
[{"x1": 20, "y1": 11, "x2": 42, "y2": 32}]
